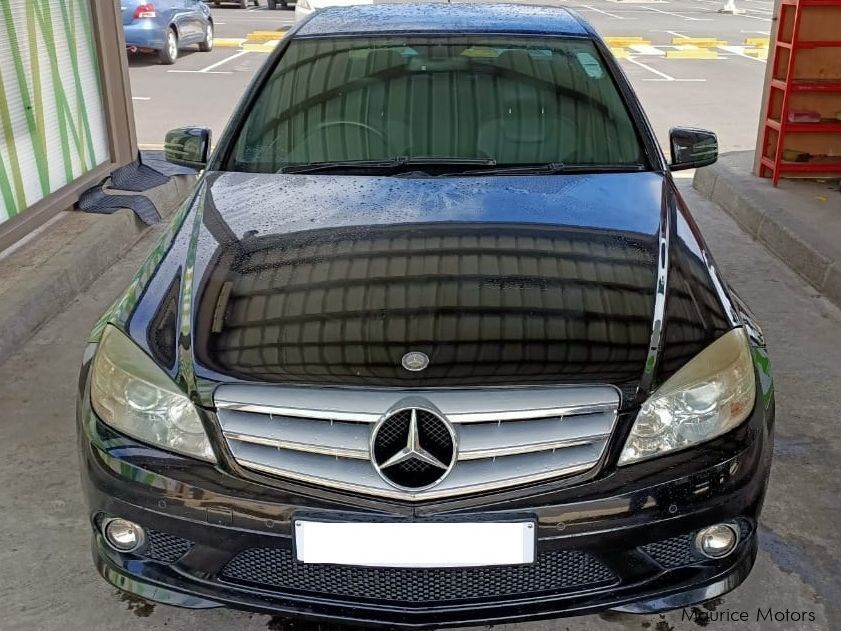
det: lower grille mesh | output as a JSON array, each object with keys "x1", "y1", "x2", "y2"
[
  {"x1": 641, "y1": 534, "x2": 698, "y2": 568},
  {"x1": 145, "y1": 530, "x2": 193, "y2": 564},
  {"x1": 220, "y1": 548, "x2": 617, "y2": 602}
]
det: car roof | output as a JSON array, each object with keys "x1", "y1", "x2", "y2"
[{"x1": 295, "y1": 3, "x2": 591, "y2": 38}]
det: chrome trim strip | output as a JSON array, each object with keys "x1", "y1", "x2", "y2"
[
  {"x1": 457, "y1": 434, "x2": 608, "y2": 461},
  {"x1": 447, "y1": 403, "x2": 617, "y2": 424},
  {"x1": 237, "y1": 458, "x2": 596, "y2": 501},
  {"x1": 213, "y1": 382, "x2": 623, "y2": 400},
  {"x1": 214, "y1": 384, "x2": 620, "y2": 420},
  {"x1": 215, "y1": 401, "x2": 379, "y2": 423},
  {"x1": 223, "y1": 431, "x2": 370, "y2": 460}
]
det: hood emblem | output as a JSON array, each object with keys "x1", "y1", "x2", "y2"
[
  {"x1": 371, "y1": 408, "x2": 456, "y2": 490},
  {"x1": 401, "y1": 351, "x2": 430, "y2": 372}
]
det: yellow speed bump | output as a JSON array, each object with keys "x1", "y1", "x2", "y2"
[
  {"x1": 604, "y1": 36, "x2": 651, "y2": 47},
  {"x1": 745, "y1": 37, "x2": 769, "y2": 47},
  {"x1": 665, "y1": 45, "x2": 719, "y2": 59},
  {"x1": 609, "y1": 47, "x2": 630, "y2": 59},
  {"x1": 671, "y1": 37, "x2": 727, "y2": 47},
  {"x1": 245, "y1": 30, "x2": 286, "y2": 42},
  {"x1": 744, "y1": 47, "x2": 769, "y2": 59}
]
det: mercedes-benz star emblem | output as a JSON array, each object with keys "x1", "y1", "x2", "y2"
[
  {"x1": 401, "y1": 351, "x2": 430, "y2": 372},
  {"x1": 371, "y1": 408, "x2": 456, "y2": 490}
]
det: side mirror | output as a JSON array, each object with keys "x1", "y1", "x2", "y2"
[
  {"x1": 669, "y1": 127, "x2": 718, "y2": 171},
  {"x1": 164, "y1": 127, "x2": 211, "y2": 169}
]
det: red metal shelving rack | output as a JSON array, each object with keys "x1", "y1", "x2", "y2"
[{"x1": 759, "y1": 0, "x2": 841, "y2": 185}]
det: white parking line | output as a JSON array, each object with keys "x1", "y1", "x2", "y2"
[
  {"x1": 167, "y1": 50, "x2": 251, "y2": 75},
  {"x1": 580, "y1": 4, "x2": 636, "y2": 19},
  {"x1": 738, "y1": 12, "x2": 774, "y2": 20},
  {"x1": 630, "y1": 44, "x2": 666, "y2": 55},
  {"x1": 720, "y1": 45, "x2": 769, "y2": 62},
  {"x1": 644, "y1": 6, "x2": 713, "y2": 21},
  {"x1": 626, "y1": 58, "x2": 676, "y2": 80},
  {"x1": 624, "y1": 57, "x2": 707, "y2": 82},
  {"x1": 666, "y1": 30, "x2": 690, "y2": 38},
  {"x1": 132, "y1": 96, "x2": 151, "y2": 101},
  {"x1": 199, "y1": 50, "x2": 251, "y2": 72}
]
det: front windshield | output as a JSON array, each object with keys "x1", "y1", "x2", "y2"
[{"x1": 229, "y1": 36, "x2": 645, "y2": 173}]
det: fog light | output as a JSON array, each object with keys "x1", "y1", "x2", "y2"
[
  {"x1": 102, "y1": 518, "x2": 145, "y2": 552},
  {"x1": 695, "y1": 523, "x2": 739, "y2": 559}
]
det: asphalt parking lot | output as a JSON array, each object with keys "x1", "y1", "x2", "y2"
[{"x1": 129, "y1": 0, "x2": 770, "y2": 153}]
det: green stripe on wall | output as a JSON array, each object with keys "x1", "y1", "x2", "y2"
[{"x1": 0, "y1": 0, "x2": 108, "y2": 225}]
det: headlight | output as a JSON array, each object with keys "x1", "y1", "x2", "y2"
[
  {"x1": 619, "y1": 328, "x2": 756, "y2": 465},
  {"x1": 90, "y1": 326, "x2": 216, "y2": 462}
]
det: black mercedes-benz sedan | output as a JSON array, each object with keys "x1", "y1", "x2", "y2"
[{"x1": 78, "y1": 4, "x2": 774, "y2": 627}]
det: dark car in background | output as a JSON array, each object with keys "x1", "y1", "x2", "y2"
[
  {"x1": 123, "y1": 0, "x2": 214, "y2": 64},
  {"x1": 79, "y1": 4, "x2": 774, "y2": 627}
]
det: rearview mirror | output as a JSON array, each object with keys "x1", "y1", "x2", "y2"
[
  {"x1": 164, "y1": 127, "x2": 211, "y2": 169},
  {"x1": 669, "y1": 127, "x2": 718, "y2": 171}
]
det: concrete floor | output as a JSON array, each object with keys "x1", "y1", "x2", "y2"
[{"x1": 0, "y1": 177, "x2": 838, "y2": 631}]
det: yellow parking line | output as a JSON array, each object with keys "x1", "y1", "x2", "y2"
[
  {"x1": 745, "y1": 37, "x2": 769, "y2": 47},
  {"x1": 245, "y1": 30, "x2": 287, "y2": 42},
  {"x1": 604, "y1": 36, "x2": 651, "y2": 47},
  {"x1": 215, "y1": 38, "x2": 246, "y2": 48},
  {"x1": 609, "y1": 47, "x2": 630, "y2": 59},
  {"x1": 744, "y1": 47, "x2": 769, "y2": 59}
]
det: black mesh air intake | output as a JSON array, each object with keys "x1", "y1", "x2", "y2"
[
  {"x1": 220, "y1": 547, "x2": 617, "y2": 602},
  {"x1": 144, "y1": 529, "x2": 193, "y2": 564},
  {"x1": 641, "y1": 534, "x2": 700, "y2": 568}
]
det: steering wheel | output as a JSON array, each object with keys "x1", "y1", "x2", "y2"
[
  {"x1": 311, "y1": 120, "x2": 387, "y2": 143},
  {"x1": 283, "y1": 121, "x2": 389, "y2": 165}
]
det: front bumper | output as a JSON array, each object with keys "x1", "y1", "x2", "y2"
[{"x1": 78, "y1": 382, "x2": 773, "y2": 628}]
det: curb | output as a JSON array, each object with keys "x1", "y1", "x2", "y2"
[
  {"x1": 0, "y1": 175, "x2": 195, "y2": 361},
  {"x1": 693, "y1": 151, "x2": 841, "y2": 309}
]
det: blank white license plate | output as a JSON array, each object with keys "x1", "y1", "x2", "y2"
[{"x1": 295, "y1": 520, "x2": 535, "y2": 568}]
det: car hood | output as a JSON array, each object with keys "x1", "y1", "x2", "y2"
[{"x1": 118, "y1": 170, "x2": 733, "y2": 405}]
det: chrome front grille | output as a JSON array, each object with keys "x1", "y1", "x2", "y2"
[{"x1": 215, "y1": 385, "x2": 620, "y2": 500}]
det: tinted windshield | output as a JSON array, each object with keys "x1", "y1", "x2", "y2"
[{"x1": 229, "y1": 36, "x2": 645, "y2": 173}]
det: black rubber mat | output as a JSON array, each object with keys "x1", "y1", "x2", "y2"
[{"x1": 79, "y1": 151, "x2": 197, "y2": 225}]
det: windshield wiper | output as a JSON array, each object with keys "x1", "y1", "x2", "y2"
[
  {"x1": 441, "y1": 162, "x2": 647, "y2": 177},
  {"x1": 279, "y1": 157, "x2": 496, "y2": 174}
]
